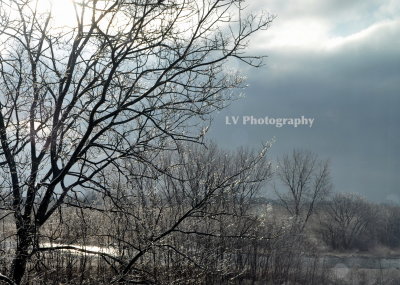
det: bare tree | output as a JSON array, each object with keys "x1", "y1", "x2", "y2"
[
  {"x1": 376, "y1": 204, "x2": 400, "y2": 248},
  {"x1": 275, "y1": 149, "x2": 332, "y2": 231},
  {"x1": 0, "y1": 0, "x2": 272, "y2": 282},
  {"x1": 318, "y1": 193, "x2": 373, "y2": 250}
]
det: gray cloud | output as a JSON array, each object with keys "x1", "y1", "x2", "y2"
[{"x1": 208, "y1": 3, "x2": 400, "y2": 202}]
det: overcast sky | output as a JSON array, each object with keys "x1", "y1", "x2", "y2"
[{"x1": 208, "y1": 0, "x2": 400, "y2": 203}]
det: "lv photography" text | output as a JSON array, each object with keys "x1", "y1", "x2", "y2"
[{"x1": 225, "y1": 115, "x2": 315, "y2": 128}]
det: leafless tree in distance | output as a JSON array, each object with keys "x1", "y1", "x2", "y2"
[
  {"x1": 275, "y1": 149, "x2": 332, "y2": 232},
  {"x1": 319, "y1": 193, "x2": 373, "y2": 250}
]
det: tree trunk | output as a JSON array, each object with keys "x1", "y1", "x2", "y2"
[{"x1": 11, "y1": 227, "x2": 32, "y2": 285}]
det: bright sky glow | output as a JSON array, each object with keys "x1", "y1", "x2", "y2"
[
  {"x1": 245, "y1": 0, "x2": 400, "y2": 53},
  {"x1": 35, "y1": 0, "x2": 77, "y2": 28}
]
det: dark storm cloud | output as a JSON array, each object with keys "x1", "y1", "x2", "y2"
[{"x1": 208, "y1": 11, "x2": 400, "y2": 202}]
